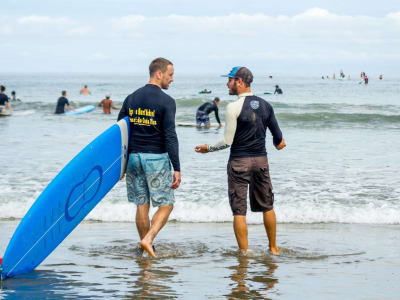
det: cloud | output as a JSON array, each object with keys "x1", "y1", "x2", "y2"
[
  {"x1": 18, "y1": 15, "x2": 73, "y2": 25},
  {"x1": 66, "y1": 26, "x2": 92, "y2": 37},
  {"x1": 2, "y1": 9, "x2": 400, "y2": 73},
  {"x1": 109, "y1": 9, "x2": 400, "y2": 44},
  {"x1": 293, "y1": 7, "x2": 334, "y2": 19},
  {"x1": 387, "y1": 11, "x2": 400, "y2": 20},
  {"x1": 0, "y1": 24, "x2": 13, "y2": 35},
  {"x1": 112, "y1": 15, "x2": 146, "y2": 29},
  {"x1": 91, "y1": 52, "x2": 108, "y2": 60}
]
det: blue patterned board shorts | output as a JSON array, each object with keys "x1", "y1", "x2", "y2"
[
  {"x1": 196, "y1": 110, "x2": 210, "y2": 127},
  {"x1": 126, "y1": 153, "x2": 175, "y2": 207}
]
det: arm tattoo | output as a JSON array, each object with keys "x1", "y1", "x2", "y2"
[{"x1": 208, "y1": 144, "x2": 230, "y2": 152}]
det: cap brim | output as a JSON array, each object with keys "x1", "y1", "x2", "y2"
[{"x1": 220, "y1": 74, "x2": 233, "y2": 77}]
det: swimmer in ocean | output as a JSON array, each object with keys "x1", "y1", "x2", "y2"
[
  {"x1": 98, "y1": 93, "x2": 119, "y2": 114},
  {"x1": 274, "y1": 85, "x2": 283, "y2": 95}
]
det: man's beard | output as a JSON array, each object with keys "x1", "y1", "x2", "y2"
[
  {"x1": 161, "y1": 80, "x2": 170, "y2": 90},
  {"x1": 229, "y1": 82, "x2": 238, "y2": 95}
]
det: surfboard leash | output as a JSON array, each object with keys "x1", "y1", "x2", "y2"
[{"x1": 0, "y1": 257, "x2": 3, "y2": 283}]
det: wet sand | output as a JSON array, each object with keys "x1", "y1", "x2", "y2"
[{"x1": 1, "y1": 220, "x2": 399, "y2": 299}]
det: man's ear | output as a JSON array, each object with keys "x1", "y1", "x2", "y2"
[{"x1": 154, "y1": 70, "x2": 162, "y2": 81}]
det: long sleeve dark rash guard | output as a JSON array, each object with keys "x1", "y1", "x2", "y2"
[
  {"x1": 117, "y1": 84, "x2": 180, "y2": 171},
  {"x1": 197, "y1": 101, "x2": 221, "y2": 124},
  {"x1": 207, "y1": 93, "x2": 283, "y2": 159}
]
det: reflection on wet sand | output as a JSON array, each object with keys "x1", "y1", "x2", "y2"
[
  {"x1": 226, "y1": 254, "x2": 278, "y2": 299},
  {"x1": 0, "y1": 270, "x2": 90, "y2": 299},
  {"x1": 126, "y1": 258, "x2": 178, "y2": 299}
]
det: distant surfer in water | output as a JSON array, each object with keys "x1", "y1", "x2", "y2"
[
  {"x1": 11, "y1": 91, "x2": 22, "y2": 102},
  {"x1": 54, "y1": 91, "x2": 73, "y2": 114},
  {"x1": 196, "y1": 97, "x2": 223, "y2": 128},
  {"x1": 98, "y1": 93, "x2": 119, "y2": 114},
  {"x1": 80, "y1": 85, "x2": 91, "y2": 95},
  {"x1": 195, "y1": 66, "x2": 286, "y2": 255},
  {"x1": 118, "y1": 57, "x2": 181, "y2": 258},
  {"x1": 274, "y1": 85, "x2": 283, "y2": 95},
  {"x1": 0, "y1": 85, "x2": 13, "y2": 115}
]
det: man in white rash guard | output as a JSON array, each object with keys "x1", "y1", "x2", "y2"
[{"x1": 195, "y1": 66, "x2": 286, "y2": 255}]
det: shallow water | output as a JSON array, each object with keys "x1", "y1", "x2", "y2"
[{"x1": 1, "y1": 221, "x2": 399, "y2": 299}]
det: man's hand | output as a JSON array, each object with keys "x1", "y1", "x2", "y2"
[
  {"x1": 170, "y1": 171, "x2": 181, "y2": 189},
  {"x1": 218, "y1": 123, "x2": 223, "y2": 128},
  {"x1": 195, "y1": 144, "x2": 209, "y2": 153},
  {"x1": 276, "y1": 138, "x2": 286, "y2": 150}
]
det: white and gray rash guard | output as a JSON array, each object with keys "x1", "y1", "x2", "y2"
[{"x1": 207, "y1": 92, "x2": 283, "y2": 158}]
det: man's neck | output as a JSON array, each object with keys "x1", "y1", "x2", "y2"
[
  {"x1": 237, "y1": 86, "x2": 251, "y2": 94},
  {"x1": 238, "y1": 87, "x2": 252, "y2": 96},
  {"x1": 148, "y1": 79, "x2": 161, "y2": 89}
]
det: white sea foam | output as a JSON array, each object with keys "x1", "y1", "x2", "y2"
[
  {"x1": 1, "y1": 180, "x2": 400, "y2": 225},
  {"x1": 4, "y1": 198, "x2": 397, "y2": 224}
]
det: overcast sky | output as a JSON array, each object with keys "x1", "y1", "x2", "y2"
[{"x1": 1, "y1": 0, "x2": 400, "y2": 75}]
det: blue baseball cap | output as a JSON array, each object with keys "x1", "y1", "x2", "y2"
[
  {"x1": 221, "y1": 66, "x2": 243, "y2": 78},
  {"x1": 221, "y1": 66, "x2": 254, "y2": 85}
]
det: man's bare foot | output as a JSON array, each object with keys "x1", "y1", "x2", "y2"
[
  {"x1": 141, "y1": 240, "x2": 156, "y2": 258},
  {"x1": 239, "y1": 249, "x2": 254, "y2": 256},
  {"x1": 269, "y1": 247, "x2": 280, "y2": 255}
]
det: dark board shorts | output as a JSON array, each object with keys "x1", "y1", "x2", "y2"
[
  {"x1": 227, "y1": 156, "x2": 274, "y2": 216},
  {"x1": 196, "y1": 110, "x2": 210, "y2": 126}
]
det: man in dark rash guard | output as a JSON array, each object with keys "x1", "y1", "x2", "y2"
[
  {"x1": 196, "y1": 97, "x2": 223, "y2": 128},
  {"x1": 0, "y1": 85, "x2": 12, "y2": 115},
  {"x1": 118, "y1": 57, "x2": 181, "y2": 258},
  {"x1": 195, "y1": 66, "x2": 286, "y2": 255},
  {"x1": 54, "y1": 90, "x2": 73, "y2": 114}
]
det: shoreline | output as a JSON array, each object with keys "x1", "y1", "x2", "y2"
[{"x1": 1, "y1": 221, "x2": 399, "y2": 299}]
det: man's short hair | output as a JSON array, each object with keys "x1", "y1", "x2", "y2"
[
  {"x1": 62, "y1": 90, "x2": 67, "y2": 96},
  {"x1": 235, "y1": 67, "x2": 253, "y2": 87},
  {"x1": 214, "y1": 97, "x2": 220, "y2": 102},
  {"x1": 0, "y1": 85, "x2": 5, "y2": 92},
  {"x1": 149, "y1": 57, "x2": 173, "y2": 77}
]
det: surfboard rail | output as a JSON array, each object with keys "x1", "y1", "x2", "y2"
[{"x1": 0, "y1": 117, "x2": 130, "y2": 279}]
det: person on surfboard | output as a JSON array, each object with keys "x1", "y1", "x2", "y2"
[
  {"x1": 196, "y1": 97, "x2": 223, "y2": 128},
  {"x1": 118, "y1": 57, "x2": 181, "y2": 258}
]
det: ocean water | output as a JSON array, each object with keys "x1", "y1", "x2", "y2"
[
  {"x1": 0, "y1": 73, "x2": 399, "y2": 225},
  {"x1": 1, "y1": 73, "x2": 400, "y2": 299}
]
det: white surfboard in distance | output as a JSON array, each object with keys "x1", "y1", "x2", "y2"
[{"x1": 176, "y1": 122, "x2": 222, "y2": 128}]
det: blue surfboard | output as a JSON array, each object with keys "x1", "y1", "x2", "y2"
[
  {"x1": 64, "y1": 105, "x2": 95, "y2": 115},
  {"x1": 0, "y1": 117, "x2": 130, "y2": 279}
]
